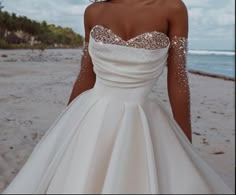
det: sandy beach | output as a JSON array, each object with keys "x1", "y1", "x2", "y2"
[{"x1": 0, "y1": 49, "x2": 235, "y2": 192}]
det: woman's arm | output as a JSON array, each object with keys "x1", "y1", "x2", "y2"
[
  {"x1": 67, "y1": 6, "x2": 96, "y2": 106},
  {"x1": 167, "y1": 0, "x2": 192, "y2": 143}
]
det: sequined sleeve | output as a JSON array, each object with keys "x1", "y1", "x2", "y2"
[
  {"x1": 68, "y1": 41, "x2": 95, "y2": 105},
  {"x1": 76, "y1": 41, "x2": 94, "y2": 83},
  {"x1": 77, "y1": 42, "x2": 89, "y2": 81},
  {"x1": 167, "y1": 36, "x2": 192, "y2": 141},
  {"x1": 169, "y1": 36, "x2": 189, "y2": 93}
]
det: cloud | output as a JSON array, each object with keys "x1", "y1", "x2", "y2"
[
  {"x1": 64, "y1": 5, "x2": 87, "y2": 15},
  {"x1": 183, "y1": 0, "x2": 235, "y2": 49},
  {"x1": 2, "y1": 0, "x2": 86, "y2": 34}
]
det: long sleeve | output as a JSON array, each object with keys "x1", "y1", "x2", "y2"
[
  {"x1": 167, "y1": 35, "x2": 192, "y2": 142},
  {"x1": 67, "y1": 41, "x2": 96, "y2": 105},
  {"x1": 76, "y1": 42, "x2": 93, "y2": 84}
]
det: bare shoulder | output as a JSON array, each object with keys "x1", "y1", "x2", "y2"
[
  {"x1": 84, "y1": 2, "x2": 105, "y2": 19},
  {"x1": 84, "y1": 2, "x2": 105, "y2": 29},
  {"x1": 163, "y1": 0, "x2": 188, "y2": 37},
  {"x1": 162, "y1": 0, "x2": 188, "y2": 15}
]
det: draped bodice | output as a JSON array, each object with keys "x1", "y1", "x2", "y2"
[
  {"x1": 88, "y1": 25, "x2": 170, "y2": 102},
  {"x1": 89, "y1": 25, "x2": 170, "y2": 89}
]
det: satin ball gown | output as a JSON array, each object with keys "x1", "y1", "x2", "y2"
[{"x1": 3, "y1": 25, "x2": 233, "y2": 194}]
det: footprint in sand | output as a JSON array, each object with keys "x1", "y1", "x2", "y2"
[
  {"x1": 212, "y1": 150, "x2": 225, "y2": 155},
  {"x1": 202, "y1": 138, "x2": 209, "y2": 145},
  {"x1": 210, "y1": 127, "x2": 217, "y2": 131},
  {"x1": 31, "y1": 132, "x2": 38, "y2": 140},
  {"x1": 193, "y1": 132, "x2": 201, "y2": 136}
]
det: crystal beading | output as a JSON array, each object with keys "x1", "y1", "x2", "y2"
[
  {"x1": 76, "y1": 41, "x2": 90, "y2": 82},
  {"x1": 169, "y1": 36, "x2": 191, "y2": 124},
  {"x1": 170, "y1": 36, "x2": 189, "y2": 93},
  {"x1": 90, "y1": 25, "x2": 170, "y2": 50}
]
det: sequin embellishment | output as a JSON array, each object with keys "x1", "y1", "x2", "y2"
[
  {"x1": 76, "y1": 41, "x2": 90, "y2": 81},
  {"x1": 169, "y1": 36, "x2": 191, "y2": 125},
  {"x1": 81, "y1": 41, "x2": 89, "y2": 58},
  {"x1": 170, "y1": 36, "x2": 189, "y2": 93},
  {"x1": 90, "y1": 25, "x2": 170, "y2": 50}
]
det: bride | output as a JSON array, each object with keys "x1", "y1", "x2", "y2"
[{"x1": 3, "y1": 0, "x2": 233, "y2": 194}]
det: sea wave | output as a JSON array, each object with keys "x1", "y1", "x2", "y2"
[{"x1": 189, "y1": 50, "x2": 235, "y2": 56}]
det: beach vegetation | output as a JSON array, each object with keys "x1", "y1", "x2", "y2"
[{"x1": 0, "y1": 3, "x2": 83, "y2": 49}]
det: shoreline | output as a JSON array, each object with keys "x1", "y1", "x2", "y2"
[{"x1": 188, "y1": 69, "x2": 235, "y2": 81}]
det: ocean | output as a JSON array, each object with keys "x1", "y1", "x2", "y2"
[{"x1": 187, "y1": 50, "x2": 235, "y2": 79}]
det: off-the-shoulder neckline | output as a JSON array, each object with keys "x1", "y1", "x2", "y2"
[{"x1": 90, "y1": 24, "x2": 170, "y2": 43}]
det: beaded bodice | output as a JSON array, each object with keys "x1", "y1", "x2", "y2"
[
  {"x1": 90, "y1": 25, "x2": 170, "y2": 50},
  {"x1": 79, "y1": 24, "x2": 189, "y2": 93},
  {"x1": 88, "y1": 25, "x2": 170, "y2": 88}
]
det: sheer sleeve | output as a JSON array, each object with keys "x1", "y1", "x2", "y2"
[
  {"x1": 167, "y1": 35, "x2": 192, "y2": 142},
  {"x1": 67, "y1": 41, "x2": 96, "y2": 105},
  {"x1": 76, "y1": 41, "x2": 92, "y2": 83},
  {"x1": 67, "y1": 4, "x2": 96, "y2": 106},
  {"x1": 169, "y1": 36, "x2": 189, "y2": 92}
]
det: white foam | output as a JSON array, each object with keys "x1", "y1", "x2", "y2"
[{"x1": 189, "y1": 50, "x2": 235, "y2": 56}]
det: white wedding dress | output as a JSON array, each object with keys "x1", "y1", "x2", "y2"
[{"x1": 3, "y1": 25, "x2": 233, "y2": 194}]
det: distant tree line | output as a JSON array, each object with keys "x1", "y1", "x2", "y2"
[{"x1": 0, "y1": 2, "x2": 83, "y2": 49}]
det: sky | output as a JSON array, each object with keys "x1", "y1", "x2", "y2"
[{"x1": 1, "y1": 0, "x2": 235, "y2": 51}]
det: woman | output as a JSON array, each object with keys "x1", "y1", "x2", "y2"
[{"x1": 3, "y1": 0, "x2": 233, "y2": 194}]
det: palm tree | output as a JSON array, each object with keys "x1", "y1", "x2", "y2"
[
  {"x1": 0, "y1": 1, "x2": 4, "y2": 12},
  {"x1": 10, "y1": 13, "x2": 18, "y2": 32},
  {"x1": 0, "y1": 11, "x2": 10, "y2": 38}
]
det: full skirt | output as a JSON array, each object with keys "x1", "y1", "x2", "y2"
[{"x1": 3, "y1": 89, "x2": 233, "y2": 194}]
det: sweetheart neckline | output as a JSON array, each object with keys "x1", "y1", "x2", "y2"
[{"x1": 90, "y1": 24, "x2": 170, "y2": 44}]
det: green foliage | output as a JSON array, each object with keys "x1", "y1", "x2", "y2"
[
  {"x1": 0, "y1": 8, "x2": 84, "y2": 49},
  {"x1": 0, "y1": 38, "x2": 11, "y2": 49}
]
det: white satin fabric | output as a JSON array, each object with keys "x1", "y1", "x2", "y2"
[{"x1": 3, "y1": 35, "x2": 233, "y2": 194}]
